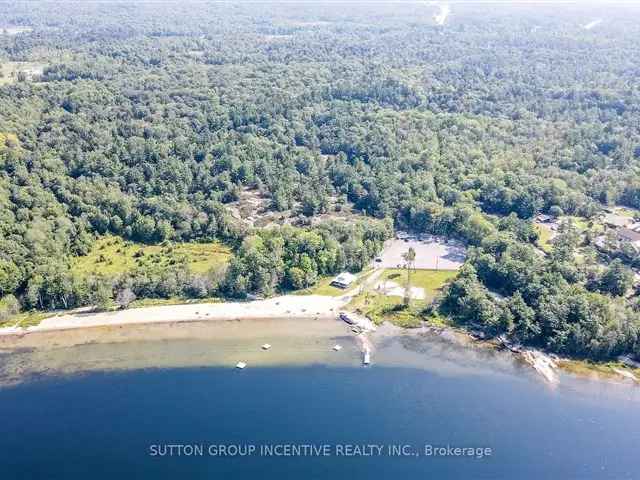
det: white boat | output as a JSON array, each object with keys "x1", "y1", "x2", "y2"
[
  {"x1": 333, "y1": 345, "x2": 342, "y2": 351},
  {"x1": 261, "y1": 344, "x2": 271, "y2": 350},
  {"x1": 236, "y1": 362, "x2": 247, "y2": 369},
  {"x1": 363, "y1": 349, "x2": 371, "y2": 365}
]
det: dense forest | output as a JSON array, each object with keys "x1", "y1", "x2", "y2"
[{"x1": 1, "y1": 1, "x2": 640, "y2": 359}]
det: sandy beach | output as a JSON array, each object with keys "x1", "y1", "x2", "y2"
[
  {"x1": 2, "y1": 288, "x2": 636, "y2": 386},
  {"x1": 0, "y1": 294, "x2": 350, "y2": 337}
]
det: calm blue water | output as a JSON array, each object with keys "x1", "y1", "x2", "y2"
[{"x1": 1, "y1": 360, "x2": 639, "y2": 479}]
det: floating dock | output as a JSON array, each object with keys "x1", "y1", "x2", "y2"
[{"x1": 363, "y1": 349, "x2": 371, "y2": 365}]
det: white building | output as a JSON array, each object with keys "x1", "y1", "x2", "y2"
[{"x1": 331, "y1": 272, "x2": 357, "y2": 289}]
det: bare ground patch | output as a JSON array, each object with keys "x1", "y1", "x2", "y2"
[
  {"x1": 377, "y1": 236, "x2": 466, "y2": 270},
  {"x1": 0, "y1": 62, "x2": 45, "y2": 85},
  {"x1": 226, "y1": 188, "x2": 365, "y2": 228}
]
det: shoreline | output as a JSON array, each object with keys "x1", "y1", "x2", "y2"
[
  {"x1": 1, "y1": 294, "x2": 639, "y2": 385},
  {"x1": 0, "y1": 294, "x2": 350, "y2": 337}
]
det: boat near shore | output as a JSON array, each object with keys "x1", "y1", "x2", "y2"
[{"x1": 339, "y1": 311, "x2": 376, "y2": 332}]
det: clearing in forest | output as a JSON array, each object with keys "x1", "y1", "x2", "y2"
[
  {"x1": 374, "y1": 269, "x2": 457, "y2": 302},
  {"x1": 534, "y1": 223, "x2": 554, "y2": 252},
  {"x1": 71, "y1": 236, "x2": 231, "y2": 278},
  {"x1": 226, "y1": 187, "x2": 363, "y2": 229},
  {"x1": 0, "y1": 62, "x2": 45, "y2": 85},
  {"x1": 377, "y1": 236, "x2": 466, "y2": 270},
  {"x1": 347, "y1": 268, "x2": 457, "y2": 328},
  {"x1": 297, "y1": 269, "x2": 379, "y2": 297},
  {"x1": 0, "y1": 26, "x2": 33, "y2": 35}
]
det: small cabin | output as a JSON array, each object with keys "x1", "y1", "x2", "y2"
[{"x1": 331, "y1": 272, "x2": 356, "y2": 289}]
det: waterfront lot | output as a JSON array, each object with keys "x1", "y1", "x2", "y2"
[{"x1": 377, "y1": 236, "x2": 466, "y2": 270}]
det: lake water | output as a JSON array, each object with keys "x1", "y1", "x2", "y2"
[{"x1": 0, "y1": 320, "x2": 639, "y2": 479}]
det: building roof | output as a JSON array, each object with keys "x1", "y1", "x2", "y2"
[{"x1": 332, "y1": 272, "x2": 356, "y2": 285}]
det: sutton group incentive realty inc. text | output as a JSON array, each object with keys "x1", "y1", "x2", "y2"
[{"x1": 148, "y1": 443, "x2": 493, "y2": 459}]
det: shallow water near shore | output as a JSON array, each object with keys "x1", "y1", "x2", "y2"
[
  {"x1": 0, "y1": 318, "x2": 360, "y2": 384},
  {"x1": 1, "y1": 318, "x2": 639, "y2": 479}
]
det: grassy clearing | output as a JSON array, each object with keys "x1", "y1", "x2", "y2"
[
  {"x1": 295, "y1": 269, "x2": 374, "y2": 297},
  {"x1": 563, "y1": 216, "x2": 590, "y2": 231},
  {"x1": 534, "y1": 224, "x2": 553, "y2": 252},
  {"x1": 300, "y1": 276, "x2": 346, "y2": 296},
  {"x1": 535, "y1": 216, "x2": 595, "y2": 253},
  {"x1": 0, "y1": 310, "x2": 53, "y2": 329},
  {"x1": 71, "y1": 236, "x2": 231, "y2": 278},
  {"x1": 380, "y1": 268, "x2": 457, "y2": 301},
  {"x1": 346, "y1": 268, "x2": 456, "y2": 328},
  {"x1": 347, "y1": 292, "x2": 422, "y2": 327}
]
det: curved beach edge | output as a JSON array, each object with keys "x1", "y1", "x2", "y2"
[{"x1": 0, "y1": 294, "x2": 351, "y2": 337}]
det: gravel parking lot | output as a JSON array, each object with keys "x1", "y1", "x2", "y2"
[{"x1": 376, "y1": 235, "x2": 466, "y2": 270}]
